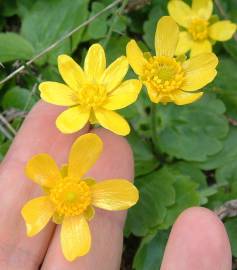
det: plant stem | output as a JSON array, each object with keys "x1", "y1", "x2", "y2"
[{"x1": 151, "y1": 103, "x2": 159, "y2": 154}]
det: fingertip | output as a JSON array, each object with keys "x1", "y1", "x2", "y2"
[{"x1": 161, "y1": 207, "x2": 232, "y2": 270}]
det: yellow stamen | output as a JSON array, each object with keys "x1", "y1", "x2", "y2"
[
  {"x1": 141, "y1": 56, "x2": 185, "y2": 98},
  {"x1": 188, "y1": 18, "x2": 209, "y2": 41},
  {"x1": 49, "y1": 178, "x2": 91, "y2": 217},
  {"x1": 76, "y1": 84, "x2": 107, "y2": 108}
]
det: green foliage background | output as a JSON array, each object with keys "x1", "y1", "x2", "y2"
[{"x1": 0, "y1": 0, "x2": 237, "y2": 268}]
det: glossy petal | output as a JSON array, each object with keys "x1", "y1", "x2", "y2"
[
  {"x1": 126, "y1": 39, "x2": 148, "y2": 75},
  {"x1": 39, "y1": 82, "x2": 77, "y2": 106},
  {"x1": 103, "y1": 80, "x2": 142, "y2": 110},
  {"x1": 175, "y1": 32, "x2": 193, "y2": 55},
  {"x1": 84, "y1": 43, "x2": 106, "y2": 83},
  {"x1": 58, "y1": 55, "x2": 86, "y2": 91},
  {"x1": 192, "y1": 0, "x2": 213, "y2": 20},
  {"x1": 91, "y1": 179, "x2": 139, "y2": 210},
  {"x1": 209, "y1": 21, "x2": 237, "y2": 41},
  {"x1": 56, "y1": 106, "x2": 90, "y2": 134},
  {"x1": 95, "y1": 108, "x2": 130, "y2": 136},
  {"x1": 26, "y1": 153, "x2": 61, "y2": 187},
  {"x1": 145, "y1": 83, "x2": 160, "y2": 103},
  {"x1": 68, "y1": 133, "x2": 103, "y2": 180},
  {"x1": 168, "y1": 0, "x2": 193, "y2": 28},
  {"x1": 61, "y1": 215, "x2": 91, "y2": 261},
  {"x1": 173, "y1": 90, "x2": 204, "y2": 105},
  {"x1": 182, "y1": 53, "x2": 218, "y2": 91},
  {"x1": 155, "y1": 16, "x2": 179, "y2": 57},
  {"x1": 191, "y1": 40, "x2": 212, "y2": 56},
  {"x1": 100, "y1": 56, "x2": 129, "y2": 92},
  {"x1": 21, "y1": 196, "x2": 54, "y2": 237}
]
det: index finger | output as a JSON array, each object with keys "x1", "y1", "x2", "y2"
[{"x1": 0, "y1": 101, "x2": 89, "y2": 269}]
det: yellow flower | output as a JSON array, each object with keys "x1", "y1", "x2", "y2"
[
  {"x1": 39, "y1": 44, "x2": 142, "y2": 136},
  {"x1": 168, "y1": 0, "x2": 237, "y2": 56},
  {"x1": 21, "y1": 133, "x2": 138, "y2": 261},
  {"x1": 126, "y1": 16, "x2": 218, "y2": 105}
]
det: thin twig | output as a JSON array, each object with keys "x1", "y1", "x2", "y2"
[
  {"x1": 0, "y1": 0, "x2": 122, "y2": 85},
  {"x1": 3, "y1": 109, "x2": 27, "y2": 122},
  {"x1": 214, "y1": 0, "x2": 237, "y2": 42},
  {"x1": 0, "y1": 124, "x2": 13, "y2": 140},
  {"x1": 0, "y1": 113, "x2": 16, "y2": 135},
  {"x1": 215, "y1": 199, "x2": 237, "y2": 220}
]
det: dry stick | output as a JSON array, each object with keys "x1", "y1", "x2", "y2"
[
  {"x1": 0, "y1": 124, "x2": 13, "y2": 140},
  {"x1": 0, "y1": 113, "x2": 16, "y2": 135},
  {"x1": 0, "y1": 0, "x2": 122, "y2": 85},
  {"x1": 214, "y1": 0, "x2": 237, "y2": 42},
  {"x1": 215, "y1": 199, "x2": 237, "y2": 220}
]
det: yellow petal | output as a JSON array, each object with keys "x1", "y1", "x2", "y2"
[
  {"x1": 175, "y1": 32, "x2": 193, "y2": 55},
  {"x1": 182, "y1": 53, "x2": 218, "y2": 91},
  {"x1": 95, "y1": 108, "x2": 130, "y2": 136},
  {"x1": 192, "y1": 0, "x2": 213, "y2": 20},
  {"x1": 61, "y1": 215, "x2": 91, "y2": 261},
  {"x1": 190, "y1": 40, "x2": 212, "y2": 56},
  {"x1": 126, "y1": 39, "x2": 148, "y2": 75},
  {"x1": 56, "y1": 106, "x2": 90, "y2": 134},
  {"x1": 168, "y1": 0, "x2": 193, "y2": 28},
  {"x1": 172, "y1": 90, "x2": 203, "y2": 105},
  {"x1": 145, "y1": 83, "x2": 160, "y2": 103},
  {"x1": 21, "y1": 196, "x2": 54, "y2": 237},
  {"x1": 25, "y1": 153, "x2": 61, "y2": 187},
  {"x1": 209, "y1": 21, "x2": 237, "y2": 41},
  {"x1": 68, "y1": 133, "x2": 103, "y2": 180},
  {"x1": 58, "y1": 55, "x2": 86, "y2": 91},
  {"x1": 103, "y1": 80, "x2": 142, "y2": 110},
  {"x1": 100, "y1": 56, "x2": 129, "y2": 92},
  {"x1": 84, "y1": 43, "x2": 106, "y2": 83},
  {"x1": 91, "y1": 179, "x2": 139, "y2": 210},
  {"x1": 39, "y1": 82, "x2": 77, "y2": 106},
  {"x1": 155, "y1": 16, "x2": 179, "y2": 57}
]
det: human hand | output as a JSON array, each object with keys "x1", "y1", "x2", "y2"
[{"x1": 0, "y1": 102, "x2": 232, "y2": 270}]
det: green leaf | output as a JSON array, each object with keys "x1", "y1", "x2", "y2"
[
  {"x1": 0, "y1": 141, "x2": 11, "y2": 161},
  {"x1": 206, "y1": 182, "x2": 237, "y2": 209},
  {"x1": 225, "y1": 217, "x2": 237, "y2": 257},
  {"x1": 195, "y1": 127, "x2": 237, "y2": 170},
  {"x1": 127, "y1": 132, "x2": 158, "y2": 177},
  {"x1": 224, "y1": 39, "x2": 237, "y2": 62},
  {"x1": 85, "y1": 2, "x2": 108, "y2": 40},
  {"x1": 170, "y1": 162, "x2": 215, "y2": 205},
  {"x1": 211, "y1": 57, "x2": 237, "y2": 118},
  {"x1": 171, "y1": 162, "x2": 207, "y2": 188},
  {"x1": 161, "y1": 176, "x2": 200, "y2": 229},
  {"x1": 102, "y1": 36, "x2": 130, "y2": 64},
  {"x1": 2, "y1": 86, "x2": 37, "y2": 111},
  {"x1": 125, "y1": 167, "x2": 176, "y2": 236},
  {"x1": 133, "y1": 231, "x2": 169, "y2": 270},
  {"x1": 0, "y1": 32, "x2": 34, "y2": 63},
  {"x1": 157, "y1": 94, "x2": 229, "y2": 162},
  {"x1": 21, "y1": 0, "x2": 89, "y2": 63}
]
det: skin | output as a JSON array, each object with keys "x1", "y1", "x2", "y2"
[{"x1": 0, "y1": 101, "x2": 232, "y2": 270}]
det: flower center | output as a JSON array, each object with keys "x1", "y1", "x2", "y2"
[
  {"x1": 49, "y1": 178, "x2": 91, "y2": 217},
  {"x1": 141, "y1": 56, "x2": 185, "y2": 94},
  {"x1": 77, "y1": 84, "x2": 107, "y2": 108},
  {"x1": 188, "y1": 18, "x2": 209, "y2": 41}
]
